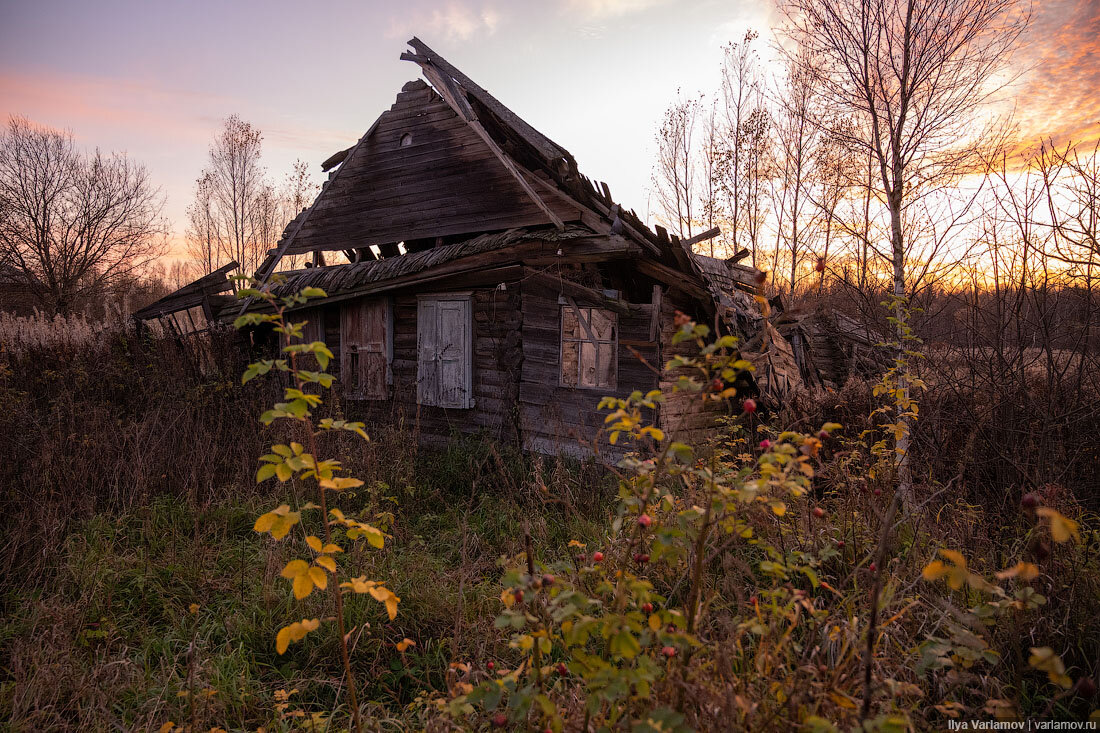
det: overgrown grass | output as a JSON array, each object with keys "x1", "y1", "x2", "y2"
[
  {"x1": 1, "y1": 439, "x2": 615, "y2": 731},
  {"x1": 2, "y1": 328, "x2": 1099, "y2": 731}
]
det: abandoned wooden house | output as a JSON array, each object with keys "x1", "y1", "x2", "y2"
[{"x1": 137, "y1": 38, "x2": 850, "y2": 457}]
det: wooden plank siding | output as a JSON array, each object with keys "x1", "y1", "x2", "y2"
[
  {"x1": 283, "y1": 80, "x2": 581, "y2": 255},
  {"x1": 518, "y1": 268, "x2": 659, "y2": 458},
  {"x1": 656, "y1": 296, "x2": 734, "y2": 444},
  {"x1": 340, "y1": 283, "x2": 523, "y2": 447}
]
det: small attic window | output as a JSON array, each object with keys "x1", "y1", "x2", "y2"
[{"x1": 400, "y1": 133, "x2": 413, "y2": 147}]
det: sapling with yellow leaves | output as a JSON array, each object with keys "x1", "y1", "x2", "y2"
[
  {"x1": 234, "y1": 276, "x2": 398, "y2": 733},
  {"x1": 425, "y1": 313, "x2": 845, "y2": 731}
]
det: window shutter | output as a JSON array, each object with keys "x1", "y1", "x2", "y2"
[
  {"x1": 417, "y1": 295, "x2": 472, "y2": 408},
  {"x1": 341, "y1": 299, "x2": 390, "y2": 400},
  {"x1": 417, "y1": 298, "x2": 439, "y2": 405}
]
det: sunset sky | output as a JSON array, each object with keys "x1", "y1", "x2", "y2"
[{"x1": 1, "y1": 0, "x2": 1097, "y2": 260}]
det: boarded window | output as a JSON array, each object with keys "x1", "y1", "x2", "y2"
[
  {"x1": 340, "y1": 298, "x2": 391, "y2": 400},
  {"x1": 417, "y1": 295, "x2": 473, "y2": 408},
  {"x1": 560, "y1": 305, "x2": 617, "y2": 389}
]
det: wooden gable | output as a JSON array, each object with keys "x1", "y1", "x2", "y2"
[{"x1": 283, "y1": 80, "x2": 581, "y2": 255}]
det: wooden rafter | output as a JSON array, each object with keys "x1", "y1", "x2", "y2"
[{"x1": 406, "y1": 56, "x2": 566, "y2": 231}]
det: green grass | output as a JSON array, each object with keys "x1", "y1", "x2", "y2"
[{"x1": 0, "y1": 444, "x2": 615, "y2": 732}]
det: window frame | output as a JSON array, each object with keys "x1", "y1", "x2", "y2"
[{"x1": 559, "y1": 300, "x2": 618, "y2": 390}]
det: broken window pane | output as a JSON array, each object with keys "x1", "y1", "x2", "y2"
[{"x1": 560, "y1": 305, "x2": 616, "y2": 389}]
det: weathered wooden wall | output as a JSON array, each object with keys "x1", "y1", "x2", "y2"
[
  {"x1": 656, "y1": 297, "x2": 733, "y2": 445},
  {"x1": 284, "y1": 80, "x2": 580, "y2": 256},
  {"x1": 518, "y1": 267, "x2": 660, "y2": 458},
  {"x1": 338, "y1": 284, "x2": 523, "y2": 447}
]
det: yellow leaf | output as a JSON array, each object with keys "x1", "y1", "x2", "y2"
[
  {"x1": 922, "y1": 560, "x2": 948, "y2": 582},
  {"x1": 293, "y1": 574, "x2": 313, "y2": 599},
  {"x1": 938, "y1": 549, "x2": 967, "y2": 567},
  {"x1": 322, "y1": 543, "x2": 342, "y2": 554},
  {"x1": 319, "y1": 477, "x2": 365, "y2": 491},
  {"x1": 1029, "y1": 647, "x2": 1072, "y2": 688},
  {"x1": 275, "y1": 463, "x2": 293, "y2": 482},
  {"x1": 396, "y1": 638, "x2": 416, "y2": 652},
  {"x1": 189, "y1": 603, "x2": 199, "y2": 615},
  {"x1": 828, "y1": 690, "x2": 858, "y2": 709},
  {"x1": 1036, "y1": 508, "x2": 1080, "y2": 544},
  {"x1": 275, "y1": 618, "x2": 320, "y2": 654},
  {"x1": 995, "y1": 562, "x2": 1040, "y2": 581},
  {"x1": 254, "y1": 513, "x2": 277, "y2": 533},
  {"x1": 315, "y1": 555, "x2": 337, "y2": 573},
  {"x1": 329, "y1": 508, "x2": 346, "y2": 522},
  {"x1": 308, "y1": 566, "x2": 328, "y2": 590},
  {"x1": 769, "y1": 501, "x2": 786, "y2": 517},
  {"x1": 281, "y1": 559, "x2": 309, "y2": 579},
  {"x1": 306, "y1": 535, "x2": 323, "y2": 553},
  {"x1": 159, "y1": 723, "x2": 176, "y2": 733},
  {"x1": 648, "y1": 613, "x2": 662, "y2": 632}
]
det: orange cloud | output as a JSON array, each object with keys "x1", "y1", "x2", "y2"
[{"x1": 1011, "y1": 0, "x2": 1100, "y2": 150}]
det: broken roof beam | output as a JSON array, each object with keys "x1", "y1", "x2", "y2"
[
  {"x1": 321, "y1": 146, "x2": 352, "y2": 172},
  {"x1": 404, "y1": 37, "x2": 571, "y2": 166},
  {"x1": 407, "y1": 55, "x2": 565, "y2": 231},
  {"x1": 680, "y1": 226, "x2": 721, "y2": 251}
]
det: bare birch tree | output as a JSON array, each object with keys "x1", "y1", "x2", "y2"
[{"x1": 0, "y1": 117, "x2": 166, "y2": 314}]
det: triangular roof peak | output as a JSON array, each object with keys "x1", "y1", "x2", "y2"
[{"x1": 401, "y1": 37, "x2": 572, "y2": 168}]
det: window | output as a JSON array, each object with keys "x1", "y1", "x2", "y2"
[
  {"x1": 340, "y1": 298, "x2": 391, "y2": 400},
  {"x1": 560, "y1": 304, "x2": 617, "y2": 389},
  {"x1": 417, "y1": 294, "x2": 473, "y2": 408}
]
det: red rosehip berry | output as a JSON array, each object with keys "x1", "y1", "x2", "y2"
[
  {"x1": 577, "y1": 553, "x2": 585, "y2": 562},
  {"x1": 662, "y1": 645, "x2": 677, "y2": 658},
  {"x1": 818, "y1": 430, "x2": 829, "y2": 440},
  {"x1": 869, "y1": 562, "x2": 877, "y2": 572},
  {"x1": 1076, "y1": 677, "x2": 1097, "y2": 698},
  {"x1": 638, "y1": 514, "x2": 653, "y2": 528},
  {"x1": 514, "y1": 589, "x2": 524, "y2": 603},
  {"x1": 487, "y1": 661, "x2": 495, "y2": 671},
  {"x1": 813, "y1": 507, "x2": 826, "y2": 519},
  {"x1": 667, "y1": 624, "x2": 677, "y2": 633},
  {"x1": 1021, "y1": 492, "x2": 1039, "y2": 510},
  {"x1": 711, "y1": 378, "x2": 724, "y2": 392},
  {"x1": 836, "y1": 540, "x2": 845, "y2": 548},
  {"x1": 873, "y1": 489, "x2": 882, "y2": 497},
  {"x1": 557, "y1": 662, "x2": 568, "y2": 676},
  {"x1": 542, "y1": 574, "x2": 555, "y2": 587},
  {"x1": 492, "y1": 713, "x2": 508, "y2": 728},
  {"x1": 592, "y1": 551, "x2": 604, "y2": 563},
  {"x1": 638, "y1": 553, "x2": 650, "y2": 564},
  {"x1": 749, "y1": 595, "x2": 758, "y2": 605},
  {"x1": 742, "y1": 398, "x2": 757, "y2": 414},
  {"x1": 642, "y1": 602, "x2": 653, "y2": 613},
  {"x1": 759, "y1": 439, "x2": 771, "y2": 450}
]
